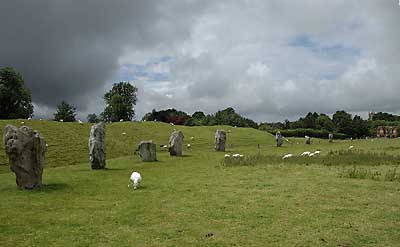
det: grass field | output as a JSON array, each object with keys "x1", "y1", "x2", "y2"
[{"x1": 1, "y1": 120, "x2": 400, "y2": 246}]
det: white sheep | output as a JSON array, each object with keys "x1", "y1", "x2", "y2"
[
  {"x1": 313, "y1": 150, "x2": 321, "y2": 155},
  {"x1": 224, "y1": 154, "x2": 231, "y2": 158},
  {"x1": 301, "y1": 151, "x2": 311, "y2": 156},
  {"x1": 129, "y1": 172, "x2": 142, "y2": 190},
  {"x1": 20, "y1": 121, "x2": 25, "y2": 124},
  {"x1": 27, "y1": 117, "x2": 32, "y2": 120},
  {"x1": 78, "y1": 120, "x2": 83, "y2": 124},
  {"x1": 190, "y1": 136, "x2": 195, "y2": 140},
  {"x1": 187, "y1": 143, "x2": 191, "y2": 149},
  {"x1": 122, "y1": 132, "x2": 127, "y2": 135},
  {"x1": 239, "y1": 154, "x2": 244, "y2": 158},
  {"x1": 309, "y1": 153, "x2": 315, "y2": 157},
  {"x1": 282, "y1": 153, "x2": 293, "y2": 159},
  {"x1": 39, "y1": 118, "x2": 43, "y2": 121},
  {"x1": 232, "y1": 153, "x2": 240, "y2": 158},
  {"x1": 120, "y1": 119, "x2": 124, "y2": 122},
  {"x1": 161, "y1": 144, "x2": 168, "y2": 149},
  {"x1": 349, "y1": 145, "x2": 354, "y2": 150},
  {"x1": 170, "y1": 122, "x2": 174, "y2": 126},
  {"x1": 60, "y1": 119, "x2": 64, "y2": 122}
]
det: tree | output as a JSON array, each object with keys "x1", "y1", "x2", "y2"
[
  {"x1": 101, "y1": 82, "x2": 137, "y2": 122},
  {"x1": 316, "y1": 114, "x2": 334, "y2": 131},
  {"x1": 352, "y1": 115, "x2": 369, "y2": 138},
  {"x1": 87, "y1": 113, "x2": 100, "y2": 123},
  {"x1": 54, "y1": 101, "x2": 76, "y2": 122},
  {"x1": 333, "y1": 110, "x2": 353, "y2": 135},
  {"x1": 0, "y1": 66, "x2": 33, "y2": 119}
]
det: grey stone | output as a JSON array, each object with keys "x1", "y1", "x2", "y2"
[
  {"x1": 138, "y1": 140, "x2": 157, "y2": 161},
  {"x1": 276, "y1": 131, "x2": 283, "y2": 147},
  {"x1": 328, "y1": 133, "x2": 333, "y2": 142},
  {"x1": 305, "y1": 136, "x2": 312, "y2": 145},
  {"x1": 89, "y1": 122, "x2": 106, "y2": 169},
  {"x1": 168, "y1": 130, "x2": 184, "y2": 156},
  {"x1": 215, "y1": 130, "x2": 226, "y2": 151},
  {"x1": 3, "y1": 125, "x2": 47, "y2": 189}
]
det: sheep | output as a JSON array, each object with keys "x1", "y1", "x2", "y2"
[
  {"x1": 190, "y1": 136, "x2": 195, "y2": 141},
  {"x1": 27, "y1": 117, "x2": 32, "y2": 120},
  {"x1": 122, "y1": 132, "x2": 127, "y2": 135},
  {"x1": 170, "y1": 122, "x2": 174, "y2": 126},
  {"x1": 78, "y1": 120, "x2": 83, "y2": 124},
  {"x1": 39, "y1": 119, "x2": 43, "y2": 121},
  {"x1": 59, "y1": 119, "x2": 64, "y2": 122},
  {"x1": 301, "y1": 151, "x2": 311, "y2": 156},
  {"x1": 308, "y1": 152, "x2": 315, "y2": 157},
  {"x1": 187, "y1": 143, "x2": 191, "y2": 149},
  {"x1": 224, "y1": 154, "x2": 231, "y2": 158},
  {"x1": 239, "y1": 154, "x2": 244, "y2": 158},
  {"x1": 161, "y1": 144, "x2": 168, "y2": 149},
  {"x1": 282, "y1": 153, "x2": 293, "y2": 159},
  {"x1": 20, "y1": 121, "x2": 25, "y2": 125},
  {"x1": 128, "y1": 171, "x2": 142, "y2": 190},
  {"x1": 313, "y1": 150, "x2": 321, "y2": 155},
  {"x1": 349, "y1": 145, "x2": 354, "y2": 150},
  {"x1": 232, "y1": 153, "x2": 241, "y2": 158},
  {"x1": 120, "y1": 119, "x2": 124, "y2": 122}
]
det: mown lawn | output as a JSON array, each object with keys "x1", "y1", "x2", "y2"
[{"x1": 1, "y1": 120, "x2": 400, "y2": 246}]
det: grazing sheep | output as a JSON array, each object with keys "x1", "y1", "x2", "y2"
[
  {"x1": 161, "y1": 144, "x2": 168, "y2": 149},
  {"x1": 20, "y1": 121, "x2": 25, "y2": 124},
  {"x1": 122, "y1": 132, "x2": 127, "y2": 135},
  {"x1": 239, "y1": 154, "x2": 244, "y2": 158},
  {"x1": 39, "y1": 119, "x2": 43, "y2": 121},
  {"x1": 120, "y1": 119, "x2": 124, "y2": 122},
  {"x1": 78, "y1": 120, "x2": 83, "y2": 124},
  {"x1": 187, "y1": 143, "x2": 191, "y2": 149},
  {"x1": 59, "y1": 119, "x2": 64, "y2": 122},
  {"x1": 190, "y1": 136, "x2": 195, "y2": 140},
  {"x1": 27, "y1": 117, "x2": 32, "y2": 120},
  {"x1": 224, "y1": 154, "x2": 231, "y2": 158},
  {"x1": 232, "y1": 153, "x2": 241, "y2": 158},
  {"x1": 301, "y1": 151, "x2": 311, "y2": 156},
  {"x1": 309, "y1": 153, "x2": 315, "y2": 157},
  {"x1": 282, "y1": 154, "x2": 293, "y2": 159},
  {"x1": 313, "y1": 150, "x2": 321, "y2": 155},
  {"x1": 129, "y1": 172, "x2": 142, "y2": 190},
  {"x1": 349, "y1": 145, "x2": 354, "y2": 150},
  {"x1": 170, "y1": 122, "x2": 174, "y2": 126}
]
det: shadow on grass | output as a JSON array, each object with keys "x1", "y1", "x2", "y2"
[{"x1": 39, "y1": 183, "x2": 69, "y2": 192}]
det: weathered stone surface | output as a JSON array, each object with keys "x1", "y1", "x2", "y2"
[
  {"x1": 328, "y1": 133, "x2": 333, "y2": 142},
  {"x1": 215, "y1": 130, "x2": 226, "y2": 151},
  {"x1": 168, "y1": 130, "x2": 184, "y2": 156},
  {"x1": 89, "y1": 122, "x2": 106, "y2": 169},
  {"x1": 276, "y1": 131, "x2": 283, "y2": 147},
  {"x1": 3, "y1": 125, "x2": 47, "y2": 189},
  {"x1": 305, "y1": 136, "x2": 312, "y2": 145},
  {"x1": 138, "y1": 140, "x2": 157, "y2": 162}
]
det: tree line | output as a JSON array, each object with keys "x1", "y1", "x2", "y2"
[{"x1": 1, "y1": 66, "x2": 398, "y2": 138}]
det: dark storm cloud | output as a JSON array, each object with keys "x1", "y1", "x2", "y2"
[{"x1": 0, "y1": 0, "x2": 208, "y2": 116}]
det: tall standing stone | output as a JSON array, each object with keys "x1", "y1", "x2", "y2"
[
  {"x1": 3, "y1": 125, "x2": 47, "y2": 189},
  {"x1": 276, "y1": 131, "x2": 283, "y2": 147},
  {"x1": 215, "y1": 130, "x2": 226, "y2": 151},
  {"x1": 168, "y1": 130, "x2": 184, "y2": 156},
  {"x1": 305, "y1": 136, "x2": 312, "y2": 145},
  {"x1": 89, "y1": 122, "x2": 106, "y2": 169},
  {"x1": 328, "y1": 133, "x2": 333, "y2": 142},
  {"x1": 138, "y1": 140, "x2": 157, "y2": 162}
]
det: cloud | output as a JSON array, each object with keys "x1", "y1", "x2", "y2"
[{"x1": 1, "y1": 1, "x2": 399, "y2": 122}]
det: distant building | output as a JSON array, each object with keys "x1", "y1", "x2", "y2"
[
  {"x1": 368, "y1": 112, "x2": 376, "y2": 121},
  {"x1": 376, "y1": 126, "x2": 398, "y2": 138}
]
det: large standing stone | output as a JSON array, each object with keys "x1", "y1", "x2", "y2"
[
  {"x1": 89, "y1": 122, "x2": 106, "y2": 169},
  {"x1": 3, "y1": 125, "x2": 47, "y2": 189},
  {"x1": 168, "y1": 130, "x2": 184, "y2": 156},
  {"x1": 138, "y1": 140, "x2": 157, "y2": 161},
  {"x1": 215, "y1": 130, "x2": 226, "y2": 151},
  {"x1": 305, "y1": 136, "x2": 312, "y2": 145},
  {"x1": 328, "y1": 133, "x2": 333, "y2": 142},
  {"x1": 276, "y1": 131, "x2": 283, "y2": 147}
]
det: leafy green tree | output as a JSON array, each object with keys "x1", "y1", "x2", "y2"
[
  {"x1": 316, "y1": 114, "x2": 334, "y2": 131},
  {"x1": 333, "y1": 110, "x2": 353, "y2": 135},
  {"x1": 54, "y1": 101, "x2": 76, "y2": 122},
  {"x1": 0, "y1": 66, "x2": 33, "y2": 119},
  {"x1": 101, "y1": 82, "x2": 137, "y2": 122},
  {"x1": 352, "y1": 115, "x2": 369, "y2": 138},
  {"x1": 87, "y1": 113, "x2": 100, "y2": 123},
  {"x1": 303, "y1": 112, "x2": 319, "y2": 129}
]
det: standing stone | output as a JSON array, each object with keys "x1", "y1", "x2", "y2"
[
  {"x1": 3, "y1": 125, "x2": 47, "y2": 189},
  {"x1": 215, "y1": 130, "x2": 226, "y2": 151},
  {"x1": 328, "y1": 133, "x2": 333, "y2": 142},
  {"x1": 89, "y1": 122, "x2": 106, "y2": 169},
  {"x1": 138, "y1": 140, "x2": 157, "y2": 162},
  {"x1": 276, "y1": 131, "x2": 283, "y2": 147},
  {"x1": 305, "y1": 136, "x2": 312, "y2": 145},
  {"x1": 168, "y1": 130, "x2": 184, "y2": 156}
]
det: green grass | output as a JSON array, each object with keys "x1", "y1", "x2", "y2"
[{"x1": 1, "y1": 120, "x2": 400, "y2": 246}]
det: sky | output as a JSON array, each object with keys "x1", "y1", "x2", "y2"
[{"x1": 1, "y1": 0, "x2": 399, "y2": 122}]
